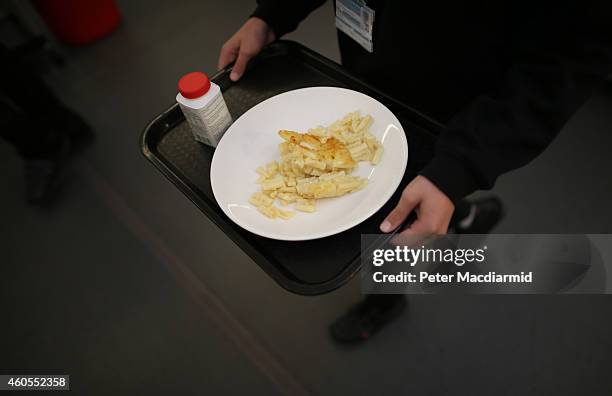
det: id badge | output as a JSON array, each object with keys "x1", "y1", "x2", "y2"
[{"x1": 335, "y1": 0, "x2": 375, "y2": 53}]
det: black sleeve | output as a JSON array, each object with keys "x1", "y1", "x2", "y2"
[
  {"x1": 419, "y1": 5, "x2": 612, "y2": 203},
  {"x1": 251, "y1": 0, "x2": 328, "y2": 38}
]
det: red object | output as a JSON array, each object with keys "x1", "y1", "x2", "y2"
[
  {"x1": 33, "y1": 0, "x2": 121, "y2": 45},
  {"x1": 178, "y1": 72, "x2": 211, "y2": 99}
]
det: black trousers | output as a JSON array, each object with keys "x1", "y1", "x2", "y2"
[
  {"x1": 363, "y1": 199, "x2": 471, "y2": 308},
  {"x1": 0, "y1": 45, "x2": 65, "y2": 159},
  {"x1": 339, "y1": 28, "x2": 478, "y2": 308}
]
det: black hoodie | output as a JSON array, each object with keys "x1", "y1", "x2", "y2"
[{"x1": 252, "y1": 0, "x2": 612, "y2": 202}]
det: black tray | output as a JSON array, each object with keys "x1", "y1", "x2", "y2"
[{"x1": 141, "y1": 40, "x2": 441, "y2": 295}]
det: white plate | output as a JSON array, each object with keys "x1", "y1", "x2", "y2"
[{"x1": 210, "y1": 87, "x2": 408, "y2": 241}]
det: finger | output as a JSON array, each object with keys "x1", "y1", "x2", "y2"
[
  {"x1": 390, "y1": 227, "x2": 428, "y2": 247},
  {"x1": 390, "y1": 219, "x2": 432, "y2": 245},
  {"x1": 266, "y1": 29, "x2": 276, "y2": 44},
  {"x1": 380, "y1": 190, "x2": 419, "y2": 232},
  {"x1": 218, "y1": 40, "x2": 239, "y2": 70},
  {"x1": 230, "y1": 48, "x2": 254, "y2": 81},
  {"x1": 403, "y1": 218, "x2": 436, "y2": 236}
]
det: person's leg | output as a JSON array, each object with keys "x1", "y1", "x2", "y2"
[
  {"x1": 329, "y1": 197, "x2": 505, "y2": 344},
  {"x1": 0, "y1": 42, "x2": 75, "y2": 153},
  {"x1": 0, "y1": 72, "x2": 91, "y2": 151},
  {"x1": 451, "y1": 199, "x2": 471, "y2": 225},
  {"x1": 450, "y1": 196, "x2": 505, "y2": 234},
  {"x1": 1, "y1": 45, "x2": 91, "y2": 205},
  {"x1": 0, "y1": 99, "x2": 65, "y2": 159},
  {"x1": 0, "y1": 98, "x2": 71, "y2": 204}
]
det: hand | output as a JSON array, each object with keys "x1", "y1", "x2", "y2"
[
  {"x1": 218, "y1": 17, "x2": 276, "y2": 82},
  {"x1": 380, "y1": 175, "x2": 455, "y2": 237}
]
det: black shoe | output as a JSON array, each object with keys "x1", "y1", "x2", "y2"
[
  {"x1": 24, "y1": 134, "x2": 71, "y2": 206},
  {"x1": 55, "y1": 106, "x2": 94, "y2": 152},
  {"x1": 330, "y1": 296, "x2": 407, "y2": 343},
  {"x1": 454, "y1": 196, "x2": 505, "y2": 234},
  {"x1": 25, "y1": 158, "x2": 63, "y2": 205},
  {"x1": 24, "y1": 109, "x2": 92, "y2": 206}
]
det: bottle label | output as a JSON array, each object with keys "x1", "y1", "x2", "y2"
[{"x1": 180, "y1": 93, "x2": 233, "y2": 147}]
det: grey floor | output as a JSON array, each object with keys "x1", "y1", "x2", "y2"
[{"x1": 2, "y1": 0, "x2": 612, "y2": 395}]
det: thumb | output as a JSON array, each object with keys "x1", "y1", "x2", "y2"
[
  {"x1": 380, "y1": 189, "x2": 420, "y2": 233},
  {"x1": 230, "y1": 49, "x2": 254, "y2": 81},
  {"x1": 218, "y1": 37, "x2": 240, "y2": 70},
  {"x1": 390, "y1": 220, "x2": 434, "y2": 247},
  {"x1": 401, "y1": 218, "x2": 432, "y2": 236}
]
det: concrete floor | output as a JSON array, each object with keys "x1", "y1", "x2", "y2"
[{"x1": 2, "y1": 0, "x2": 612, "y2": 395}]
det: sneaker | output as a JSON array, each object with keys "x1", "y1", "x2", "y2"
[
  {"x1": 55, "y1": 106, "x2": 94, "y2": 152},
  {"x1": 330, "y1": 296, "x2": 407, "y2": 343},
  {"x1": 454, "y1": 196, "x2": 505, "y2": 234},
  {"x1": 24, "y1": 109, "x2": 92, "y2": 206},
  {"x1": 24, "y1": 133, "x2": 71, "y2": 206},
  {"x1": 25, "y1": 158, "x2": 64, "y2": 205}
]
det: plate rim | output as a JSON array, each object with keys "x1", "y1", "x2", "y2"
[{"x1": 210, "y1": 86, "x2": 408, "y2": 241}]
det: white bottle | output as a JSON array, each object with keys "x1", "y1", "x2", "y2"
[{"x1": 176, "y1": 71, "x2": 233, "y2": 147}]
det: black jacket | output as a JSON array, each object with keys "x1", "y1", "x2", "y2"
[{"x1": 252, "y1": 1, "x2": 612, "y2": 202}]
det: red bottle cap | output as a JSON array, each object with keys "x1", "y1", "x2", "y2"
[{"x1": 178, "y1": 72, "x2": 211, "y2": 99}]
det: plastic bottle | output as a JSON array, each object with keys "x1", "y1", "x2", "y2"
[{"x1": 176, "y1": 72, "x2": 232, "y2": 147}]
